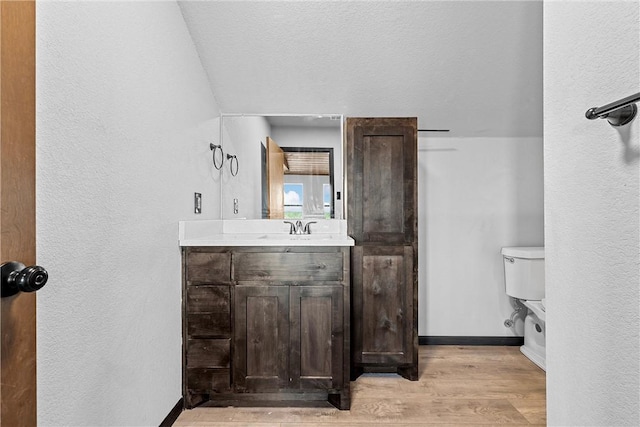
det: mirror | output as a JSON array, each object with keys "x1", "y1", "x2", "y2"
[{"x1": 220, "y1": 114, "x2": 343, "y2": 220}]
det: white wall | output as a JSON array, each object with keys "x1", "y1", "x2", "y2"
[
  {"x1": 36, "y1": 2, "x2": 220, "y2": 425},
  {"x1": 419, "y1": 137, "x2": 544, "y2": 336},
  {"x1": 220, "y1": 115, "x2": 270, "y2": 218},
  {"x1": 544, "y1": 2, "x2": 639, "y2": 425}
]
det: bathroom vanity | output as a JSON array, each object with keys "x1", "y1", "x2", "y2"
[
  {"x1": 179, "y1": 115, "x2": 419, "y2": 411},
  {"x1": 179, "y1": 220, "x2": 353, "y2": 410}
]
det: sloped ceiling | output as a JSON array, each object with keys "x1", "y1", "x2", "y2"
[{"x1": 179, "y1": 1, "x2": 542, "y2": 137}]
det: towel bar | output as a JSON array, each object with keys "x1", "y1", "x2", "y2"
[{"x1": 586, "y1": 92, "x2": 640, "y2": 126}]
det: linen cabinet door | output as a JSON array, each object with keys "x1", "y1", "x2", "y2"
[
  {"x1": 352, "y1": 245, "x2": 414, "y2": 366},
  {"x1": 233, "y1": 285, "x2": 289, "y2": 392},
  {"x1": 289, "y1": 285, "x2": 344, "y2": 391},
  {"x1": 346, "y1": 117, "x2": 417, "y2": 245}
]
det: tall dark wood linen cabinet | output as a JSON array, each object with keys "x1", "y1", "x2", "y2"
[{"x1": 346, "y1": 117, "x2": 419, "y2": 381}]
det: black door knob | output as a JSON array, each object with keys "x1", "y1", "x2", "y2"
[{"x1": 1, "y1": 261, "x2": 49, "y2": 298}]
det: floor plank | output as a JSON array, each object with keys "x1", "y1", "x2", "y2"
[
  {"x1": 508, "y1": 398, "x2": 547, "y2": 425},
  {"x1": 174, "y1": 345, "x2": 546, "y2": 426}
]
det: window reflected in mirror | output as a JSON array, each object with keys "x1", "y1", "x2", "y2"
[
  {"x1": 263, "y1": 144, "x2": 334, "y2": 219},
  {"x1": 284, "y1": 183, "x2": 303, "y2": 219}
]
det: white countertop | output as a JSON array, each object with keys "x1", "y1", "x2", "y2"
[{"x1": 179, "y1": 220, "x2": 354, "y2": 247}]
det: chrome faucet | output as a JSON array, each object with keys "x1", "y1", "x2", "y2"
[
  {"x1": 303, "y1": 221, "x2": 317, "y2": 234},
  {"x1": 284, "y1": 220, "x2": 317, "y2": 235},
  {"x1": 284, "y1": 220, "x2": 301, "y2": 234}
]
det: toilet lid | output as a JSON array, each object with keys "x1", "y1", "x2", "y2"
[{"x1": 523, "y1": 300, "x2": 546, "y2": 322}]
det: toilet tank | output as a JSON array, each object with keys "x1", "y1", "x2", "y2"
[{"x1": 502, "y1": 247, "x2": 545, "y2": 300}]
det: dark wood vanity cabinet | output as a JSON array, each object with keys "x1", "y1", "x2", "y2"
[
  {"x1": 182, "y1": 246, "x2": 350, "y2": 410},
  {"x1": 346, "y1": 117, "x2": 419, "y2": 381}
]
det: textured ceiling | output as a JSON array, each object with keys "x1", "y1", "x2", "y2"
[{"x1": 179, "y1": 1, "x2": 542, "y2": 137}]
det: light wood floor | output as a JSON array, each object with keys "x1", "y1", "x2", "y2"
[{"x1": 174, "y1": 345, "x2": 546, "y2": 426}]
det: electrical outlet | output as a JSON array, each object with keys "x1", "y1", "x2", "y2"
[{"x1": 194, "y1": 193, "x2": 202, "y2": 214}]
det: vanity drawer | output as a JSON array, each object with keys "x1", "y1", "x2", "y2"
[
  {"x1": 233, "y1": 252, "x2": 343, "y2": 282},
  {"x1": 186, "y1": 285, "x2": 231, "y2": 337},
  {"x1": 186, "y1": 252, "x2": 231, "y2": 284},
  {"x1": 187, "y1": 339, "x2": 231, "y2": 368},
  {"x1": 186, "y1": 368, "x2": 230, "y2": 392},
  {"x1": 187, "y1": 285, "x2": 230, "y2": 312},
  {"x1": 187, "y1": 312, "x2": 230, "y2": 337}
]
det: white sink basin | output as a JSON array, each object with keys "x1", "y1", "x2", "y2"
[
  {"x1": 258, "y1": 233, "x2": 338, "y2": 240},
  {"x1": 178, "y1": 220, "x2": 354, "y2": 247}
]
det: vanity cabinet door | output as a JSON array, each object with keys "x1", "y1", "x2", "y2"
[
  {"x1": 233, "y1": 285, "x2": 290, "y2": 392},
  {"x1": 352, "y1": 246, "x2": 414, "y2": 366},
  {"x1": 289, "y1": 285, "x2": 344, "y2": 390}
]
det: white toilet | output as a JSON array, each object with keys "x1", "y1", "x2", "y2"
[{"x1": 502, "y1": 246, "x2": 546, "y2": 371}]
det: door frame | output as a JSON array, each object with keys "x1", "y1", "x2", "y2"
[{"x1": 0, "y1": 0, "x2": 37, "y2": 425}]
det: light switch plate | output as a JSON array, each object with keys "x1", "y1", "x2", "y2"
[{"x1": 194, "y1": 192, "x2": 202, "y2": 214}]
